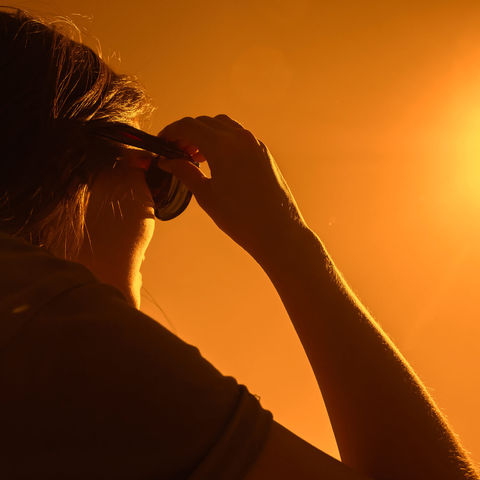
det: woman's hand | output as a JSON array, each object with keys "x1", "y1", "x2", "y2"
[{"x1": 156, "y1": 114, "x2": 310, "y2": 258}]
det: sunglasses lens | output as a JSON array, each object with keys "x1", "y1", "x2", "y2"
[
  {"x1": 88, "y1": 120, "x2": 197, "y2": 220},
  {"x1": 144, "y1": 160, "x2": 198, "y2": 221}
]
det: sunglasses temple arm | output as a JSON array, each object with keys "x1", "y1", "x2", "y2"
[
  {"x1": 99, "y1": 124, "x2": 191, "y2": 159},
  {"x1": 113, "y1": 125, "x2": 190, "y2": 159}
]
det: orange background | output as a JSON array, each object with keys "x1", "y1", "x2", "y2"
[{"x1": 18, "y1": 0, "x2": 480, "y2": 466}]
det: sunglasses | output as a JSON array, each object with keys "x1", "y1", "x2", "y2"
[{"x1": 87, "y1": 121, "x2": 199, "y2": 221}]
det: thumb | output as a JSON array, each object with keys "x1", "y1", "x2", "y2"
[{"x1": 155, "y1": 156, "x2": 210, "y2": 198}]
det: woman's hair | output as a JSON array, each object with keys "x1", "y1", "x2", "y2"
[{"x1": 0, "y1": 7, "x2": 155, "y2": 260}]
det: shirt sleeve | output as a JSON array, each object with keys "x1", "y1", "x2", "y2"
[{"x1": 1, "y1": 280, "x2": 273, "y2": 479}]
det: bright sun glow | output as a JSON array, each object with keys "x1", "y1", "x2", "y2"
[{"x1": 451, "y1": 108, "x2": 480, "y2": 211}]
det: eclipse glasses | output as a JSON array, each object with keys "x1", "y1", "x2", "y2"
[{"x1": 87, "y1": 121, "x2": 199, "y2": 221}]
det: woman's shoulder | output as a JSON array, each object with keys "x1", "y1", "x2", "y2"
[
  {"x1": 1, "y1": 265, "x2": 276, "y2": 479},
  {"x1": 0, "y1": 231, "x2": 98, "y2": 350}
]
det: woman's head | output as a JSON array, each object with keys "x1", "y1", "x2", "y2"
[{"x1": 0, "y1": 7, "x2": 155, "y2": 260}]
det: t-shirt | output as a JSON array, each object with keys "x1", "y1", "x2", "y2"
[{"x1": 0, "y1": 231, "x2": 273, "y2": 479}]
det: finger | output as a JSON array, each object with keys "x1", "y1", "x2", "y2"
[
  {"x1": 157, "y1": 116, "x2": 224, "y2": 173},
  {"x1": 183, "y1": 144, "x2": 200, "y2": 156},
  {"x1": 174, "y1": 145, "x2": 207, "y2": 163},
  {"x1": 165, "y1": 141, "x2": 206, "y2": 164},
  {"x1": 213, "y1": 114, "x2": 245, "y2": 129},
  {"x1": 194, "y1": 114, "x2": 245, "y2": 132},
  {"x1": 154, "y1": 156, "x2": 209, "y2": 199},
  {"x1": 189, "y1": 150, "x2": 207, "y2": 163},
  {"x1": 167, "y1": 139, "x2": 202, "y2": 159},
  {"x1": 157, "y1": 116, "x2": 196, "y2": 136},
  {"x1": 165, "y1": 137, "x2": 195, "y2": 151},
  {"x1": 157, "y1": 116, "x2": 217, "y2": 151}
]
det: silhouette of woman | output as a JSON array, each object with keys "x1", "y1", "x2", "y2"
[{"x1": 0, "y1": 7, "x2": 477, "y2": 480}]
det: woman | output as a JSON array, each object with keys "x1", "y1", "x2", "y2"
[{"x1": 0, "y1": 7, "x2": 477, "y2": 479}]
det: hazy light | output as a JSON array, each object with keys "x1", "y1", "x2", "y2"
[
  {"x1": 452, "y1": 109, "x2": 480, "y2": 211},
  {"x1": 230, "y1": 45, "x2": 292, "y2": 106}
]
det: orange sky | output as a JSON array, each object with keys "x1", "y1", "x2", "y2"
[{"x1": 18, "y1": 0, "x2": 480, "y2": 466}]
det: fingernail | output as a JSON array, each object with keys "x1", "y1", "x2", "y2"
[{"x1": 185, "y1": 145, "x2": 199, "y2": 156}]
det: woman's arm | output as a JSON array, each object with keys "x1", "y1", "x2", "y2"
[
  {"x1": 249, "y1": 222, "x2": 478, "y2": 480},
  {"x1": 155, "y1": 114, "x2": 478, "y2": 478}
]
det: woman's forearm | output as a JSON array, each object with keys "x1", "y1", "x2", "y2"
[{"x1": 252, "y1": 224, "x2": 478, "y2": 480}]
